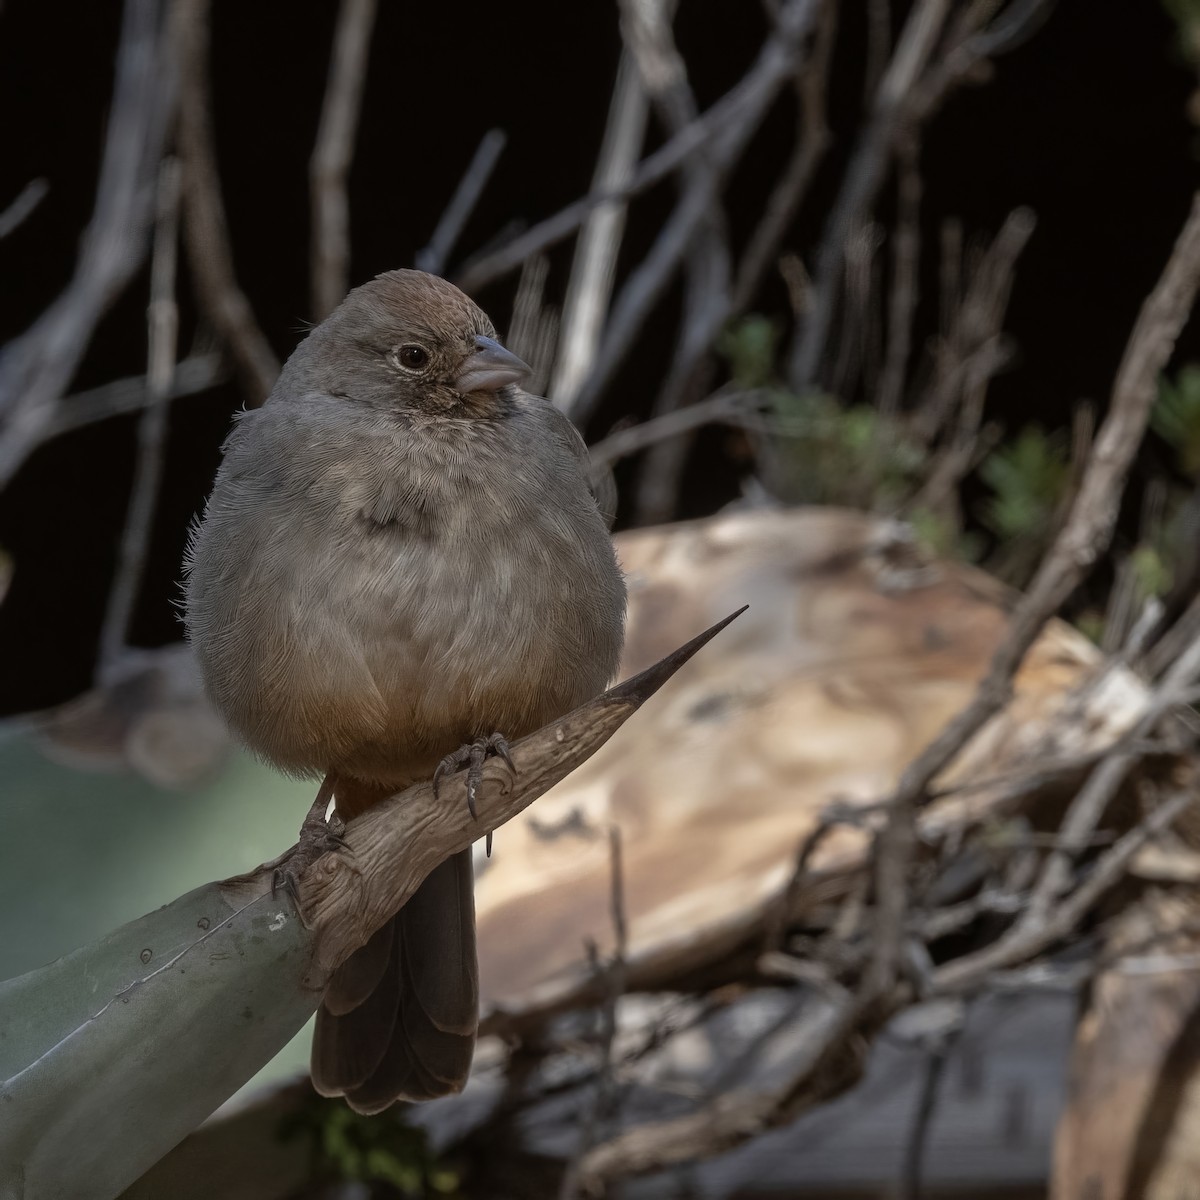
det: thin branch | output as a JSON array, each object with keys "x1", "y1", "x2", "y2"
[
  {"x1": 877, "y1": 134, "x2": 922, "y2": 417},
  {"x1": 551, "y1": 52, "x2": 648, "y2": 413},
  {"x1": 559, "y1": 826, "x2": 629, "y2": 1200},
  {"x1": 0, "y1": 178, "x2": 48, "y2": 240},
  {"x1": 872, "y1": 192, "x2": 1200, "y2": 838},
  {"x1": 415, "y1": 128, "x2": 507, "y2": 278},
  {"x1": 0, "y1": 0, "x2": 176, "y2": 488},
  {"x1": 788, "y1": 0, "x2": 952, "y2": 390},
  {"x1": 633, "y1": 0, "x2": 835, "y2": 522},
  {"x1": 98, "y1": 157, "x2": 181, "y2": 684},
  {"x1": 898, "y1": 1022, "x2": 962, "y2": 1200},
  {"x1": 175, "y1": 0, "x2": 279, "y2": 403},
  {"x1": 1020, "y1": 632, "x2": 1200, "y2": 930},
  {"x1": 932, "y1": 785, "x2": 1197, "y2": 993},
  {"x1": 454, "y1": 0, "x2": 819, "y2": 298},
  {"x1": 569, "y1": 0, "x2": 823, "y2": 428},
  {"x1": 309, "y1": 0, "x2": 378, "y2": 320},
  {"x1": 588, "y1": 388, "x2": 765, "y2": 469},
  {"x1": 44, "y1": 354, "x2": 226, "y2": 439}
]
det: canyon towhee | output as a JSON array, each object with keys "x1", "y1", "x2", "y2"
[{"x1": 183, "y1": 269, "x2": 626, "y2": 1112}]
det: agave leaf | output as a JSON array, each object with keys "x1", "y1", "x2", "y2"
[{"x1": 0, "y1": 880, "x2": 317, "y2": 1199}]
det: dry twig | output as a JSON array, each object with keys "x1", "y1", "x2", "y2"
[
  {"x1": 97, "y1": 158, "x2": 182, "y2": 684},
  {"x1": 0, "y1": 0, "x2": 176, "y2": 487},
  {"x1": 309, "y1": 0, "x2": 377, "y2": 319},
  {"x1": 552, "y1": 52, "x2": 648, "y2": 414},
  {"x1": 416, "y1": 129, "x2": 507, "y2": 278},
  {"x1": 175, "y1": 0, "x2": 279, "y2": 403},
  {"x1": 0, "y1": 178, "x2": 48, "y2": 241}
]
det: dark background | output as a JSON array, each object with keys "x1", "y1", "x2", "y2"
[{"x1": 0, "y1": 0, "x2": 1196, "y2": 715}]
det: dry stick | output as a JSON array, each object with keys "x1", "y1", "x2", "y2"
[
  {"x1": 415, "y1": 129, "x2": 507, "y2": 278},
  {"x1": 1146, "y1": 588, "x2": 1200, "y2": 681},
  {"x1": 789, "y1": 0, "x2": 1055, "y2": 393},
  {"x1": 45, "y1": 354, "x2": 226, "y2": 439},
  {"x1": 569, "y1": 0, "x2": 823, "y2": 430},
  {"x1": 97, "y1": 159, "x2": 182, "y2": 685},
  {"x1": 933, "y1": 786, "x2": 1197, "y2": 994},
  {"x1": 906, "y1": 210, "x2": 1034, "y2": 513},
  {"x1": 175, "y1": 0, "x2": 279, "y2": 403},
  {"x1": 898, "y1": 1022, "x2": 962, "y2": 1200},
  {"x1": 0, "y1": 0, "x2": 175, "y2": 488},
  {"x1": 310, "y1": 0, "x2": 378, "y2": 320},
  {"x1": 618, "y1": 0, "x2": 732, "y2": 410},
  {"x1": 629, "y1": 0, "x2": 835, "y2": 525},
  {"x1": 1020, "y1": 633, "x2": 1200, "y2": 931},
  {"x1": 788, "y1": 0, "x2": 951, "y2": 390},
  {"x1": 0, "y1": 178, "x2": 48, "y2": 240},
  {"x1": 866, "y1": 192, "x2": 1200, "y2": 994},
  {"x1": 588, "y1": 389, "x2": 766, "y2": 469},
  {"x1": 552, "y1": 51, "x2": 648, "y2": 414},
  {"x1": 733, "y1": 0, "x2": 836, "y2": 315},
  {"x1": 559, "y1": 827, "x2": 630, "y2": 1200},
  {"x1": 877, "y1": 134, "x2": 922, "y2": 418},
  {"x1": 454, "y1": 0, "x2": 819, "y2": 300}
]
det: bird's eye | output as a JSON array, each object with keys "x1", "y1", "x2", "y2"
[{"x1": 395, "y1": 345, "x2": 429, "y2": 370}]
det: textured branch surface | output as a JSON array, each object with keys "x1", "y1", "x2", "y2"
[{"x1": 291, "y1": 610, "x2": 745, "y2": 985}]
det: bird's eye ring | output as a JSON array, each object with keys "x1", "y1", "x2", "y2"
[{"x1": 393, "y1": 345, "x2": 429, "y2": 371}]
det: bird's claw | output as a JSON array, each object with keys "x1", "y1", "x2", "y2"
[
  {"x1": 272, "y1": 780, "x2": 346, "y2": 901},
  {"x1": 433, "y1": 732, "x2": 516, "y2": 823}
]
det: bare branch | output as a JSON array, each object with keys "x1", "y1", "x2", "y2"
[
  {"x1": 97, "y1": 157, "x2": 182, "y2": 684},
  {"x1": 309, "y1": 0, "x2": 378, "y2": 319},
  {"x1": 632, "y1": 0, "x2": 836, "y2": 522},
  {"x1": 175, "y1": 0, "x2": 279, "y2": 403},
  {"x1": 455, "y1": 0, "x2": 820, "y2": 298},
  {"x1": 552, "y1": 51, "x2": 648, "y2": 414},
  {"x1": 874, "y1": 190, "x2": 1200, "y2": 874},
  {"x1": 0, "y1": 0, "x2": 176, "y2": 488},
  {"x1": 588, "y1": 388, "x2": 765, "y2": 469},
  {"x1": 877, "y1": 135, "x2": 922, "y2": 417},
  {"x1": 568, "y1": 0, "x2": 824, "y2": 429},
  {"x1": 0, "y1": 178, "x2": 48, "y2": 240},
  {"x1": 415, "y1": 128, "x2": 507, "y2": 278},
  {"x1": 44, "y1": 354, "x2": 226, "y2": 439},
  {"x1": 933, "y1": 785, "x2": 1196, "y2": 993},
  {"x1": 1020, "y1": 633, "x2": 1200, "y2": 929},
  {"x1": 788, "y1": 0, "x2": 952, "y2": 390}
]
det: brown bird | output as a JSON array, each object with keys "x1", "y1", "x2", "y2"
[{"x1": 183, "y1": 269, "x2": 626, "y2": 1111}]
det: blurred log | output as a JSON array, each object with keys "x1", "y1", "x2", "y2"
[
  {"x1": 474, "y1": 506, "x2": 1148, "y2": 1028},
  {"x1": 1051, "y1": 852, "x2": 1200, "y2": 1200}
]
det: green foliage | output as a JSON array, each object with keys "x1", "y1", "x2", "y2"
[
  {"x1": 907, "y1": 506, "x2": 984, "y2": 563},
  {"x1": 1153, "y1": 364, "x2": 1200, "y2": 476},
  {"x1": 977, "y1": 426, "x2": 1071, "y2": 543},
  {"x1": 1131, "y1": 541, "x2": 1174, "y2": 602},
  {"x1": 766, "y1": 389, "x2": 926, "y2": 509},
  {"x1": 281, "y1": 1096, "x2": 462, "y2": 1197},
  {"x1": 717, "y1": 314, "x2": 782, "y2": 389}
]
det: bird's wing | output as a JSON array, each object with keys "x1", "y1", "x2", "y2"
[{"x1": 539, "y1": 400, "x2": 618, "y2": 530}]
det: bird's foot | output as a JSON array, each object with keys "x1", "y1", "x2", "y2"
[
  {"x1": 273, "y1": 776, "x2": 347, "y2": 902},
  {"x1": 433, "y1": 732, "x2": 516, "y2": 825}
]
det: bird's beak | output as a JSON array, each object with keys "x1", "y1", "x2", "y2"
[{"x1": 454, "y1": 336, "x2": 531, "y2": 394}]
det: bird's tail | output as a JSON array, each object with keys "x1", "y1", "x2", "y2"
[{"x1": 310, "y1": 778, "x2": 478, "y2": 1110}]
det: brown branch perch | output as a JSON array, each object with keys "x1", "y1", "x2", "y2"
[{"x1": 279, "y1": 608, "x2": 746, "y2": 986}]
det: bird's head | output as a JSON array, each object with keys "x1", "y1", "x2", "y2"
[{"x1": 281, "y1": 269, "x2": 531, "y2": 417}]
